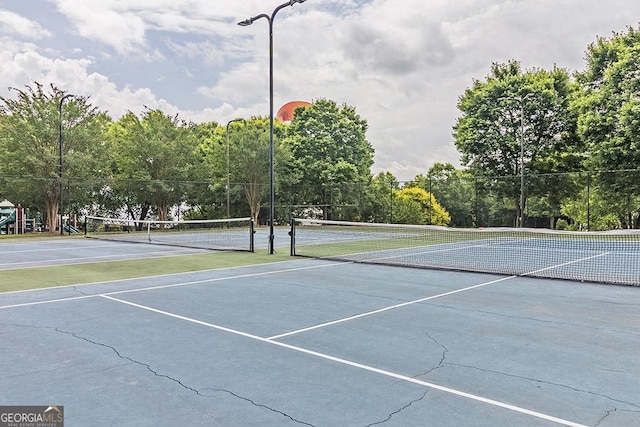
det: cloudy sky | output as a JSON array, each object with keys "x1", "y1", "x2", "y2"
[{"x1": 1, "y1": 0, "x2": 639, "y2": 180}]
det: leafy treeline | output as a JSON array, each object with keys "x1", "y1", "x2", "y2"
[
  {"x1": 1, "y1": 25, "x2": 640, "y2": 230},
  {"x1": 452, "y1": 25, "x2": 640, "y2": 229}
]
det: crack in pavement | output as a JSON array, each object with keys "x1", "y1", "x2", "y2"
[
  {"x1": 53, "y1": 327, "x2": 207, "y2": 396},
  {"x1": 411, "y1": 332, "x2": 449, "y2": 379},
  {"x1": 201, "y1": 387, "x2": 316, "y2": 426},
  {"x1": 39, "y1": 323, "x2": 315, "y2": 426},
  {"x1": 449, "y1": 362, "x2": 640, "y2": 410},
  {"x1": 363, "y1": 390, "x2": 429, "y2": 426},
  {"x1": 594, "y1": 408, "x2": 616, "y2": 427},
  {"x1": 2, "y1": 321, "x2": 315, "y2": 426},
  {"x1": 595, "y1": 408, "x2": 640, "y2": 426},
  {"x1": 70, "y1": 286, "x2": 92, "y2": 296}
]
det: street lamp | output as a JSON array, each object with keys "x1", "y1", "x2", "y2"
[
  {"x1": 59, "y1": 93, "x2": 73, "y2": 235},
  {"x1": 225, "y1": 118, "x2": 244, "y2": 218},
  {"x1": 238, "y1": 0, "x2": 307, "y2": 254},
  {"x1": 500, "y1": 93, "x2": 534, "y2": 228}
]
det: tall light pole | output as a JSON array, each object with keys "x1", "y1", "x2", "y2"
[
  {"x1": 500, "y1": 93, "x2": 534, "y2": 228},
  {"x1": 225, "y1": 118, "x2": 244, "y2": 219},
  {"x1": 59, "y1": 93, "x2": 73, "y2": 235},
  {"x1": 238, "y1": 0, "x2": 307, "y2": 254}
]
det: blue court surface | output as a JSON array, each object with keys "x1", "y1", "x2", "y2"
[{"x1": 0, "y1": 238, "x2": 639, "y2": 426}]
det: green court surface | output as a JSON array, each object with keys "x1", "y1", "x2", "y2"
[{"x1": 0, "y1": 249, "x2": 289, "y2": 293}]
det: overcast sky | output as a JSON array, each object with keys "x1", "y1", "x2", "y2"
[{"x1": 1, "y1": 0, "x2": 639, "y2": 180}]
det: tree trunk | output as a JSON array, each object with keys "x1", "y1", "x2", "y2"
[
  {"x1": 244, "y1": 182, "x2": 262, "y2": 225},
  {"x1": 45, "y1": 196, "x2": 58, "y2": 232}
]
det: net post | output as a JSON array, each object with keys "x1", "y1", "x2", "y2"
[
  {"x1": 250, "y1": 218, "x2": 255, "y2": 253},
  {"x1": 289, "y1": 218, "x2": 296, "y2": 256},
  {"x1": 84, "y1": 216, "x2": 87, "y2": 236}
]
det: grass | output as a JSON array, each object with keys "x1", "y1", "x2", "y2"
[{"x1": 0, "y1": 248, "x2": 291, "y2": 293}]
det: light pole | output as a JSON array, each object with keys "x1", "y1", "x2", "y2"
[
  {"x1": 59, "y1": 93, "x2": 73, "y2": 235},
  {"x1": 500, "y1": 93, "x2": 534, "y2": 228},
  {"x1": 225, "y1": 118, "x2": 244, "y2": 218},
  {"x1": 238, "y1": 0, "x2": 307, "y2": 254}
]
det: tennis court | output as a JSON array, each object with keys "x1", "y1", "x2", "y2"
[{"x1": 0, "y1": 235, "x2": 639, "y2": 426}]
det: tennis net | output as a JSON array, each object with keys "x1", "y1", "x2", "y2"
[
  {"x1": 85, "y1": 216, "x2": 255, "y2": 252},
  {"x1": 290, "y1": 218, "x2": 640, "y2": 286}
]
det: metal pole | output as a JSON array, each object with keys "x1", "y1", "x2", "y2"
[
  {"x1": 58, "y1": 94, "x2": 72, "y2": 235},
  {"x1": 499, "y1": 93, "x2": 534, "y2": 228},
  {"x1": 238, "y1": 0, "x2": 307, "y2": 254},
  {"x1": 268, "y1": 16, "x2": 275, "y2": 254},
  {"x1": 520, "y1": 100, "x2": 525, "y2": 228}
]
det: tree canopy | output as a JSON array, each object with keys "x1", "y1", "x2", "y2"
[
  {"x1": 0, "y1": 83, "x2": 109, "y2": 229},
  {"x1": 453, "y1": 61, "x2": 580, "y2": 226},
  {"x1": 4, "y1": 20, "x2": 640, "y2": 233},
  {"x1": 282, "y1": 99, "x2": 374, "y2": 220}
]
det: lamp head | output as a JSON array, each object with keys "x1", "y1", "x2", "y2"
[{"x1": 237, "y1": 18, "x2": 253, "y2": 26}]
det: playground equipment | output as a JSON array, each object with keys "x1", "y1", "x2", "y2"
[{"x1": 0, "y1": 199, "x2": 36, "y2": 235}]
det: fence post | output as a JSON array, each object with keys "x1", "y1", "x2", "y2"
[{"x1": 289, "y1": 218, "x2": 296, "y2": 256}]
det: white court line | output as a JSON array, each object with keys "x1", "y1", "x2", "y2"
[
  {"x1": 0, "y1": 250, "x2": 206, "y2": 271},
  {"x1": 522, "y1": 252, "x2": 611, "y2": 276},
  {"x1": 268, "y1": 275, "x2": 516, "y2": 340},
  {"x1": 269, "y1": 252, "x2": 609, "y2": 340},
  {"x1": 100, "y1": 294, "x2": 587, "y2": 427},
  {"x1": 0, "y1": 242, "x2": 139, "y2": 255},
  {"x1": 0, "y1": 261, "x2": 339, "y2": 309}
]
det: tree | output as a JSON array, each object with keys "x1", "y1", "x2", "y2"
[
  {"x1": 360, "y1": 172, "x2": 398, "y2": 223},
  {"x1": 575, "y1": 25, "x2": 640, "y2": 227},
  {"x1": 108, "y1": 109, "x2": 202, "y2": 224},
  {"x1": 285, "y1": 99, "x2": 374, "y2": 220},
  {"x1": 198, "y1": 117, "x2": 292, "y2": 225},
  {"x1": 395, "y1": 187, "x2": 450, "y2": 226},
  {"x1": 561, "y1": 184, "x2": 621, "y2": 231},
  {"x1": 228, "y1": 118, "x2": 272, "y2": 225},
  {"x1": 0, "y1": 82, "x2": 109, "y2": 230},
  {"x1": 453, "y1": 61, "x2": 580, "y2": 226},
  {"x1": 405, "y1": 164, "x2": 476, "y2": 227}
]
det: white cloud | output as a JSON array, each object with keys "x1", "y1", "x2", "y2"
[
  {"x1": 52, "y1": 0, "x2": 248, "y2": 55},
  {"x1": 0, "y1": 10, "x2": 51, "y2": 39},
  {"x1": 3, "y1": 0, "x2": 640, "y2": 181},
  {"x1": 54, "y1": 0, "x2": 149, "y2": 55},
  {"x1": 165, "y1": 40, "x2": 225, "y2": 66}
]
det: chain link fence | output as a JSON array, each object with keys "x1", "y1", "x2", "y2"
[{"x1": 1, "y1": 169, "x2": 639, "y2": 232}]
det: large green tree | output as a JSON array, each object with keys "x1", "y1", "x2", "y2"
[
  {"x1": 0, "y1": 82, "x2": 109, "y2": 230},
  {"x1": 361, "y1": 171, "x2": 398, "y2": 223},
  {"x1": 198, "y1": 117, "x2": 292, "y2": 224},
  {"x1": 453, "y1": 61, "x2": 580, "y2": 226},
  {"x1": 107, "y1": 109, "x2": 202, "y2": 223},
  {"x1": 285, "y1": 99, "x2": 374, "y2": 220},
  {"x1": 575, "y1": 25, "x2": 640, "y2": 228}
]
